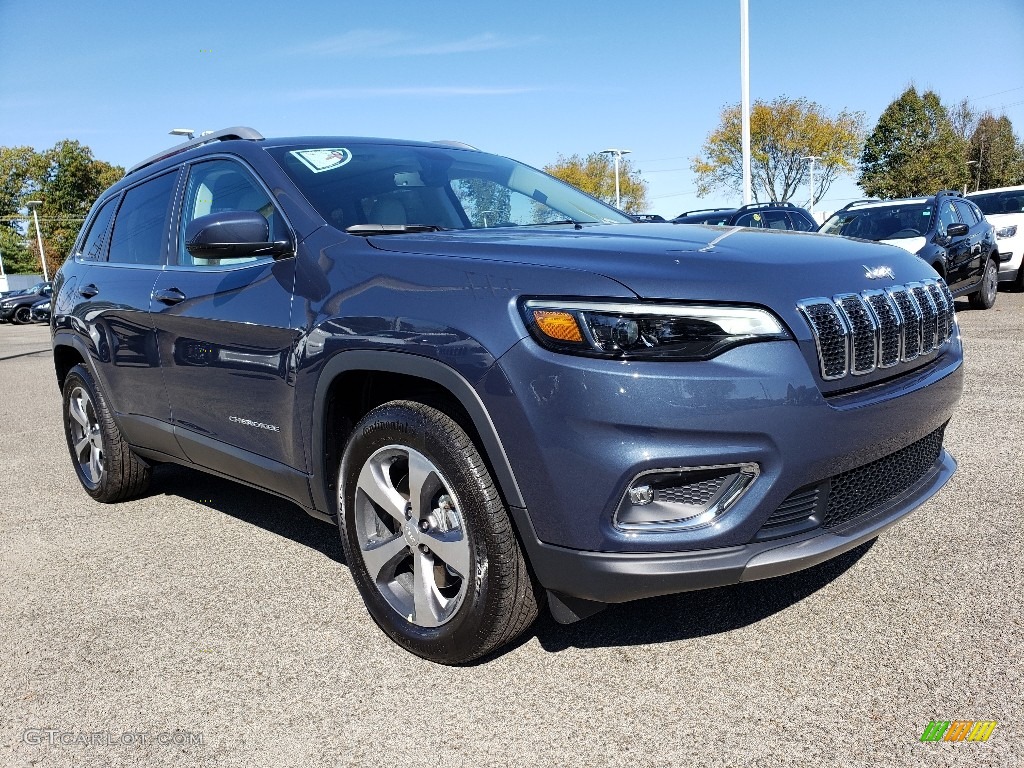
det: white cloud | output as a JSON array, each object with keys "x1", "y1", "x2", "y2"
[
  {"x1": 286, "y1": 86, "x2": 540, "y2": 100},
  {"x1": 291, "y1": 30, "x2": 540, "y2": 57}
]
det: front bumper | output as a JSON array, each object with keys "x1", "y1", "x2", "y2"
[
  {"x1": 513, "y1": 449, "x2": 955, "y2": 604},
  {"x1": 488, "y1": 333, "x2": 963, "y2": 554}
]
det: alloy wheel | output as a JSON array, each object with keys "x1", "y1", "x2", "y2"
[
  {"x1": 352, "y1": 445, "x2": 471, "y2": 628},
  {"x1": 68, "y1": 386, "x2": 104, "y2": 485}
]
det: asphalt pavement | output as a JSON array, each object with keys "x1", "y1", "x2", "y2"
[{"x1": 1, "y1": 294, "x2": 1022, "y2": 767}]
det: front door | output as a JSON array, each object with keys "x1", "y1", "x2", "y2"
[{"x1": 149, "y1": 157, "x2": 304, "y2": 481}]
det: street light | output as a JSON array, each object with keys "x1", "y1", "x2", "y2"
[
  {"x1": 26, "y1": 200, "x2": 48, "y2": 282},
  {"x1": 170, "y1": 128, "x2": 195, "y2": 139},
  {"x1": 801, "y1": 155, "x2": 820, "y2": 215},
  {"x1": 600, "y1": 148, "x2": 632, "y2": 209},
  {"x1": 964, "y1": 160, "x2": 978, "y2": 196}
]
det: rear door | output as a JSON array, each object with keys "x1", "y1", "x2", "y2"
[
  {"x1": 75, "y1": 169, "x2": 181, "y2": 456},
  {"x1": 149, "y1": 156, "x2": 305, "y2": 491}
]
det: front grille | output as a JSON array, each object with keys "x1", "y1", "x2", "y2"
[
  {"x1": 799, "y1": 278, "x2": 955, "y2": 381},
  {"x1": 760, "y1": 425, "x2": 946, "y2": 539},
  {"x1": 824, "y1": 425, "x2": 945, "y2": 528}
]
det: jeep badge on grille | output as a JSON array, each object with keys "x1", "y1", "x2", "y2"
[{"x1": 864, "y1": 265, "x2": 896, "y2": 280}]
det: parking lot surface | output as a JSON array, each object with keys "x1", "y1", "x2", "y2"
[{"x1": 2, "y1": 295, "x2": 1022, "y2": 767}]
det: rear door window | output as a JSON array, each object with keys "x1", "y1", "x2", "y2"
[{"x1": 107, "y1": 171, "x2": 178, "y2": 265}]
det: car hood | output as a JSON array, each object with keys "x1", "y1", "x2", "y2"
[
  {"x1": 878, "y1": 236, "x2": 926, "y2": 255},
  {"x1": 366, "y1": 223, "x2": 939, "y2": 302}
]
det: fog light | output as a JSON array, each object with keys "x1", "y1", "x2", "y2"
[
  {"x1": 628, "y1": 485, "x2": 654, "y2": 505},
  {"x1": 615, "y1": 463, "x2": 759, "y2": 532}
]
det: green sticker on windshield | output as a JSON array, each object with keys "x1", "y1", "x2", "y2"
[{"x1": 290, "y1": 148, "x2": 352, "y2": 173}]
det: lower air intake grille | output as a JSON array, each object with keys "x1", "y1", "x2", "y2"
[
  {"x1": 760, "y1": 425, "x2": 947, "y2": 540},
  {"x1": 822, "y1": 425, "x2": 946, "y2": 529}
]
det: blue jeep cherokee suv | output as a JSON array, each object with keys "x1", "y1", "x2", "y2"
[{"x1": 52, "y1": 128, "x2": 963, "y2": 663}]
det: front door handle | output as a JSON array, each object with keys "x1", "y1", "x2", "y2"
[
  {"x1": 78, "y1": 283, "x2": 99, "y2": 298},
  {"x1": 152, "y1": 287, "x2": 187, "y2": 306}
]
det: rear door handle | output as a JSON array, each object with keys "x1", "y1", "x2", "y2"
[
  {"x1": 152, "y1": 287, "x2": 187, "y2": 306},
  {"x1": 78, "y1": 283, "x2": 99, "y2": 298}
]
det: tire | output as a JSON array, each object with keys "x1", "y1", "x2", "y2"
[
  {"x1": 1014, "y1": 263, "x2": 1024, "y2": 293},
  {"x1": 62, "y1": 364, "x2": 151, "y2": 502},
  {"x1": 338, "y1": 400, "x2": 538, "y2": 664},
  {"x1": 969, "y1": 257, "x2": 998, "y2": 310},
  {"x1": 13, "y1": 305, "x2": 32, "y2": 324}
]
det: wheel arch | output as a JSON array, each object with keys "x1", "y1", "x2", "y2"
[
  {"x1": 52, "y1": 333, "x2": 90, "y2": 391},
  {"x1": 310, "y1": 350, "x2": 525, "y2": 518}
]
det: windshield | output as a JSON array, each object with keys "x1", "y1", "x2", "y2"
[
  {"x1": 266, "y1": 142, "x2": 632, "y2": 231},
  {"x1": 970, "y1": 190, "x2": 1024, "y2": 216},
  {"x1": 820, "y1": 202, "x2": 932, "y2": 241}
]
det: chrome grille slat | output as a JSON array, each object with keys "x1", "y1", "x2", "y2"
[
  {"x1": 910, "y1": 282, "x2": 938, "y2": 352},
  {"x1": 799, "y1": 278, "x2": 955, "y2": 381},
  {"x1": 862, "y1": 290, "x2": 902, "y2": 368},
  {"x1": 834, "y1": 294, "x2": 877, "y2": 375},
  {"x1": 887, "y1": 287, "x2": 922, "y2": 361}
]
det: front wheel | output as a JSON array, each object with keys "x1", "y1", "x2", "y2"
[
  {"x1": 13, "y1": 306, "x2": 32, "y2": 324},
  {"x1": 969, "y1": 258, "x2": 998, "y2": 309},
  {"x1": 338, "y1": 400, "x2": 538, "y2": 664}
]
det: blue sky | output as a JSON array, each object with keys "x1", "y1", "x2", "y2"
[{"x1": 1, "y1": 0, "x2": 1022, "y2": 218}]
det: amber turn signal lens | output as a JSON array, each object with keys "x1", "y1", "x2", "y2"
[{"x1": 532, "y1": 310, "x2": 584, "y2": 343}]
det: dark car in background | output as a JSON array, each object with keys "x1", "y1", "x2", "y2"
[
  {"x1": 0, "y1": 282, "x2": 53, "y2": 324},
  {"x1": 52, "y1": 127, "x2": 963, "y2": 664},
  {"x1": 673, "y1": 201, "x2": 818, "y2": 231},
  {"x1": 819, "y1": 191, "x2": 999, "y2": 309}
]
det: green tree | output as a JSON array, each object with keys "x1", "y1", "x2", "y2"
[
  {"x1": 27, "y1": 140, "x2": 124, "y2": 271},
  {"x1": 457, "y1": 178, "x2": 512, "y2": 226},
  {"x1": 0, "y1": 146, "x2": 36, "y2": 274},
  {"x1": 691, "y1": 96, "x2": 863, "y2": 203},
  {"x1": 859, "y1": 86, "x2": 968, "y2": 198},
  {"x1": 544, "y1": 152, "x2": 649, "y2": 213},
  {"x1": 969, "y1": 113, "x2": 1024, "y2": 191}
]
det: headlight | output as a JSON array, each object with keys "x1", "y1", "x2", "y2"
[
  {"x1": 522, "y1": 300, "x2": 790, "y2": 360},
  {"x1": 995, "y1": 225, "x2": 1017, "y2": 239}
]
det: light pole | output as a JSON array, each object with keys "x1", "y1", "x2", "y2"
[
  {"x1": 964, "y1": 160, "x2": 977, "y2": 196},
  {"x1": 600, "y1": 148, "x2": 631, "y2": 209},
  {"x1": 801, "y1": 155, "x2": 820, "y2": 215},
  {"x1": 170, "y1": 128, "x2": 195, "y2": 140},
  {"x1": 740, "y1": 0, "x2": 752, "y2": 205},
  {"x1": 26, "y1": 200, "x2": 48, "y2": 282}
]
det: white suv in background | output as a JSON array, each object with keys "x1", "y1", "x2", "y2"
[{"x1": 968, "y1": 185, "x2": 1024, "y2": 291}]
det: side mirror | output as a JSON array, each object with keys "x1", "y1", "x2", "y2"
[
  {"x1": 185, "y1": 210, "x2": 292, "y2": 260},
  {"x1": 945, "y1": 223, "x2": 969, "y2": 238}
]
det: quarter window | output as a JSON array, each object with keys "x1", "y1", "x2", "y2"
[
  {"x1": 78, "y1": 196, "x2": 118, "y2": 261},
  {"x1": 107, "y1": 172, "x2": 177, "y2": 265}
]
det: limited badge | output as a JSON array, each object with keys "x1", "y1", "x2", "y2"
[{"x1": 290, "y1": 148, "x2": 352, "y2": 173}]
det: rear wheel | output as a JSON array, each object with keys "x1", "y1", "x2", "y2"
[
  {"x1": 62, "y1": 364, "x2": 151, "y2": 502},
  {"x1": 969, "y1": 258, "x2": 998, "y2": 309},
  {"x1": 338, "y1": 400, "x2": 538, "y2": 664}
]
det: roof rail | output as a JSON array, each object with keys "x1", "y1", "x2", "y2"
[
  {"x1": 432, "y1": 140, "x2": 479, "y2": 151},
  {"x1": 681, "y1": 207, "x2": 733, "y2": 215},
  {"x1": 839, "y1": 198, "x2": 882, "y2": 211},
  {"x1": 126, "y1": 126, "x2": 264, "y2": 176},
  {"x1": 735, "y1": 201, "x2": 799, "y2": 212}
]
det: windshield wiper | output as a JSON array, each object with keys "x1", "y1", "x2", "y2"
[
  {"x1": 345, "y1": 224, "x2": 449, "y2": 235},
  {"x1": 524, "y1": 219, "x2": 585, "y2": 230}
]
